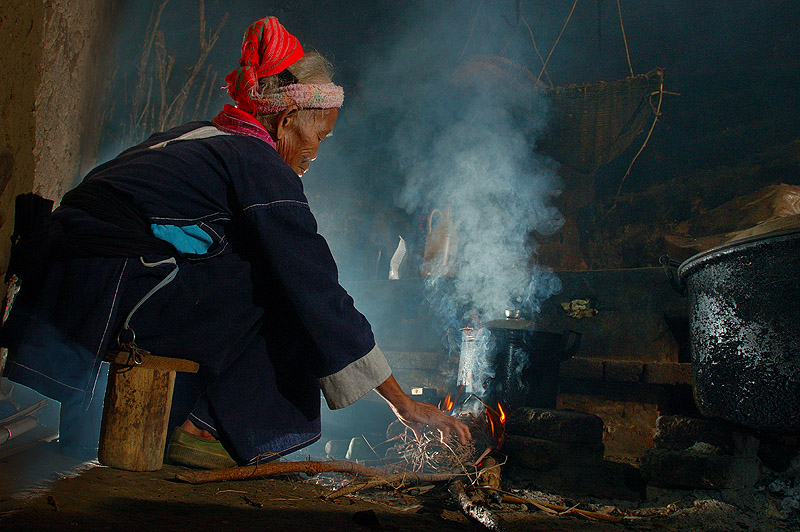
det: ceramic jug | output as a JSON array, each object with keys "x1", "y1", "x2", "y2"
[{"x1": 420, "y1": 206, "x2": 461, "y2": 277}]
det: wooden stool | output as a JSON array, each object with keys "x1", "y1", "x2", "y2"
[{"x1": 98, "y1": 350, "x2": 199, "y2": 471}]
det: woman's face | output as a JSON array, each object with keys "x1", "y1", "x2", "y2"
[{"x1": 276, "y1": 108, "x2": 338, "y2": 176}]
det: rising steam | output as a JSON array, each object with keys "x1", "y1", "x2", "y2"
[{"x1": 365, "y1": 3, "x2": 566, "y2": 326}]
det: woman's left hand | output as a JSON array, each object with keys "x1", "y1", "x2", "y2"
[
  {"x1": 375, "y1": 374, "x2": 472, "y2": 445},
  {"x1": 393, "y1": 398, "x2": 472, "y2": 445}
]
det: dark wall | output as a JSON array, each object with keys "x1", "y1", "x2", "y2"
[{"x1": 103, "y1": 1, "x2": 800, "y2": 273}]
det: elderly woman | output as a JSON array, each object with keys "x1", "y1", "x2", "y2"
[{"x1": 0, "y1": 16, "x2": 469, "y2": 468}]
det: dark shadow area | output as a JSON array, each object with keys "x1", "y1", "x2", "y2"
[{"x1": 1, "y1": 493, "x2": 469, "y2": 532}]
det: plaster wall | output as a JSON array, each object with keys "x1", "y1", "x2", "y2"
[{"x1": 0, "y1": 0, "x2": 114, "y2": 279}]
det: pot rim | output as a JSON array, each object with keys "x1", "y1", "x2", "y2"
[
  {"x1": 483, "y1": 323, "x2": 563, "y2": 335},
  {"x1": 482, "y1": 318, "x2": 539, "y2": 331},
  {"x1": 677, "y1": 227, "x2": 800, "y2": 280}
]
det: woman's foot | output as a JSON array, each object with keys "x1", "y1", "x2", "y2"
[
  {"x1": 167, "y1": 422, "x2": 237, "y2": 469},
  {"x1": 180, "y1": 419, "x2": 216, "y2": 441}
]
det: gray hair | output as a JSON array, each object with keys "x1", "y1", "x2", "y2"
[{"x1": 256, "y1": 51, "x2": 333, "y2": 131}]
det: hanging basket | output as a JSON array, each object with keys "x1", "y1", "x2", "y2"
[{"x1": 538, "y1": 68, "x2": 665, "y2": 173}]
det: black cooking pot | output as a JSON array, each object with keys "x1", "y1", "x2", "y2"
[
  {"x1": 664, "y1": 228, "x2": 800, "y2": 434},
  {"x1": 479, "y1": 311, "x2": 581, "y2": 408}
]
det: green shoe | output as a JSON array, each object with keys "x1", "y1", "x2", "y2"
[{"x1": 166, "y1": 427, "x2": 237, "y2": 469}]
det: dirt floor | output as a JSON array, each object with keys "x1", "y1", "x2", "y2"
[{"x1": 1, "y1": 442, "x2": 797, "y2": 532}]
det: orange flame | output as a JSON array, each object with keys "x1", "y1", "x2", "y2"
[
  {"x1": 441, "y1": 394, "x2": 454, "y2": 413},
  {"x1": 483, "y1": 402, "x2": 506, "y2": 447}
]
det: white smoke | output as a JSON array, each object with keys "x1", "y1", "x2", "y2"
[
  {"x1": 363, "y1": 3, "x2": 566, "y2": 326},
  {"x1": 361, "y1": 3, "x2": 567, "y2": 400},
  {"x1": 397, "y1": 90, "x2": 564, "y2": 322}
]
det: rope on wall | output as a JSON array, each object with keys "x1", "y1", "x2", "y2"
[{"x1": 605, "y1": 76, "x2": 665, "y2": 217}]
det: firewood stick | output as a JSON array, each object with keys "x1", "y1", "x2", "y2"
[
  {"x1": 325, "y1": 472, "x2": 464, "y2": 499},
  {"x1": 476, "y1": 456, "x2": 501, "y2": 489},
  {"x1": 175, "y1": 460, "x2": 386, "y2": 485},
  {"x1": 449, "y1": 479, "x2": 511, "y2": 532},
  {"x1": 479, "y1": 486, "x2": 624, "y2": 523}
]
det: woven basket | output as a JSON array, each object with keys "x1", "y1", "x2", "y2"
[
  {"x1": 539, "y1": 69, "x2": 664, "y2": 173},
  {"x1": 455, "y1": 56, "x2": 664, "y2": 174}
]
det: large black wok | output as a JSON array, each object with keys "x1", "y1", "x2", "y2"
[{"x1": 668, "y1": 228, "x2": 800, "y2": 434}]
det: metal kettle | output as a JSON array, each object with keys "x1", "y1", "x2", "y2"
[{"x1": 460, "y1": 310, "x2": 581, "y2": 408}]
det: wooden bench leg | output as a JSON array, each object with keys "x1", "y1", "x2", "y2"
[
  {"x1": 98, "y1": 352, "x2": 199, "y2": 472},
  {"x1": 98, "y1": 363, "x2": 176, "y2": 471}
]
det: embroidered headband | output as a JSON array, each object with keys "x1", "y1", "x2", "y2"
[
  {"x1": 252, "y1": 82, "x2": 344, "y2": 114},
  {"x1": 225, "y1": 16, "x2": 343, "y2": 114}
]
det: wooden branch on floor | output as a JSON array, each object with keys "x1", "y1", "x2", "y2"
[
  {"x1": 476, "y1": 456, "x2": 502, "y2": 489},
  {"x1": 175, "y1": 459, "x2": 386, "y2": 485},
  {"x1": 449, "y1": 479, "x2": 510, "y2": 532},
  {"x1": 324, "y1": 472, "x2": 464, "y2": 499},
  {"x1": 478, "y1": 486, "x2": 625, "y2": 523}
]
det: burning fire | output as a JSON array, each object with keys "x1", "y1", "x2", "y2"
[
  {"x1": 441, "y1": 394, "x2": 454, "y2": 413},
  {"x1": 442, "y1": 391, "x2": 506, "y2": 448},
  {"x1": 485, "y1": 402, "x2": 506, "y2": 447}
]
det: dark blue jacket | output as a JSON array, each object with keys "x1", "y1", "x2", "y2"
[{"x1": 1, "y1": 122, "x2": 390, "y2": 460}]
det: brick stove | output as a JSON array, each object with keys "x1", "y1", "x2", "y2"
[{"x1": 342, "y1": 267, "x2": 693, "y2": 463}]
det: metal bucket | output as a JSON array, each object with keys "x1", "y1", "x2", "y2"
[{"x1": 673, "y1": 228, "x2": 800, "y2": 434}]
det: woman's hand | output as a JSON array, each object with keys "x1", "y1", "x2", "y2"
[
  {"x1": 375, "y1": 375, "x2": 471, "y2": 445},
  {"x1": 392, "y1": 397, "x2": 472, "y2": 445}
]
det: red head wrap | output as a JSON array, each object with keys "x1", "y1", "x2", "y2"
[{"x1": 224, "y1": 17, "x2": 305, "y2": 114}]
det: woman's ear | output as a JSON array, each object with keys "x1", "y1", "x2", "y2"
[{"x1": 275, "y1": 104, "x2": 299, "y2": 140}]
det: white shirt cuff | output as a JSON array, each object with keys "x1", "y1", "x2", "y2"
[{"x1": 319, "y1": 344, "x2": 392, "y2": 410}]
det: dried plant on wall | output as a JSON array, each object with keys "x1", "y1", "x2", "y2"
[{"x1": 104, "y1": 0, "x2": 228, "y2": 147}]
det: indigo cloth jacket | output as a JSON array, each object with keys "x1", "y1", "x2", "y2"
[{"x1": 1, "y1": 122, "x2": 391, "y2": 462}]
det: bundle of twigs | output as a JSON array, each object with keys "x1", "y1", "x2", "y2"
[
  {"x1": 393, "y1": 427, "x2": 476, "y2": 473},
  {"x1": 392, "y1": 410, "x2": 497, "y2": 474}
]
